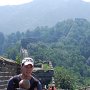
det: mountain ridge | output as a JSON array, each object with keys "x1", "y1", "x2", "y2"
[{"x1": 0, "y1": 0, "x2": 90, "y2": 34}]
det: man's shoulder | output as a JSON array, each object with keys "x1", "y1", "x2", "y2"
[
  {"x1": 31, "y1": 75, "x2": 42, "y2": 86},
  {"x1": 31, "y1": 75, "x2": 39, "y2": 82},
  {"x1": 9, "y1": 74, "x2": 21, "y2": 83},
  {"x1": 30, "y1": 75, "x2": 42, "y2": 89}
]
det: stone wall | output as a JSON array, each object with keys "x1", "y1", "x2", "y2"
[
  {"x1": 33, "y1": 61, "x2": 54, "y2": 89},
  {"x1": 33, "y1": 69, "x2": 54, "y2": 87},
  {"x1": 0, "y1": 56, "x2": 20, "y2": 90}
]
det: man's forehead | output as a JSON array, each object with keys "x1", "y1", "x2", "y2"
[{"x1": 24, "y1": 64, "x2": 33, "y2": 67}]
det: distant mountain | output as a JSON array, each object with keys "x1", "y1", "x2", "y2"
[{"x1": 0, "y1": 0, "x2": 90, "y2": 34}]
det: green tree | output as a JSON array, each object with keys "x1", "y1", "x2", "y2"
[{"x1": 54, "y1": 66, "x2": 78, "y2": 90}]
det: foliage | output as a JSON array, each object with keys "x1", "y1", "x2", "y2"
[
  {"x1": 0, "y1": 18, "x2": 90, "y2": 89},
  {"x1": 43, "y1": 64, "x2": 51, "y2": 71},
  {"x1": 0, "y1": 32, "x2": 5, "y2": 54},
  {"x1": 5, "y1": 42, "x2": 21, "y2": 60},
  {"x1": 54, "y1": 66, "x2": 77, "y2": 90}
]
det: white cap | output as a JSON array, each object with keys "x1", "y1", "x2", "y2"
[{"x1": 22, "y1": 57, "x2": 34, "y2": 66}]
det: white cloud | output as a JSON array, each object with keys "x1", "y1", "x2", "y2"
[
  {"x1": 0, "y1": 0, "x2": 33, "y2": 6},
  {"x1": 82, "y1": 0, "x2": 90, "y2": 2}
]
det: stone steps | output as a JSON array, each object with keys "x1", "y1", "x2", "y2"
[
  {"x1": 0, "y1": 84, "x2": 7, "y2": 89},
  {"x1": 0, "y1": 73, "x2": 13, "y2": 89},
  {"x1": 0, "y1": 71, "x2": 15, "y2": 76}
]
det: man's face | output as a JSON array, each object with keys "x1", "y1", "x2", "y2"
[{"x1": 22, "y1": 64, "x2": 33, "y2": 78}]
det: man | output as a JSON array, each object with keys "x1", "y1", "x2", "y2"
[{"x1": 7, "y1": 57, "x2": 42, "y2": 90}]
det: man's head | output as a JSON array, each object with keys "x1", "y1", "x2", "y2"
[{"x1": 21, "y1": 57, "x2": 34, "y2": 78}]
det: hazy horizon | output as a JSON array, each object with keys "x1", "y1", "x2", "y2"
[{"x1": 0, "y1": 0, "x2": 90, "y2": 35}]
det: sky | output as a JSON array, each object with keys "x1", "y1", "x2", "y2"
[
  {"x1": 82, "y1": 0, "x2": 90, "y2": 2},
  {"x1": 0, "y1": 0, "x2": 90, "y2": 6},
  {"x1": 0, "y1": 0, "x2": 33, "y2": 6}
]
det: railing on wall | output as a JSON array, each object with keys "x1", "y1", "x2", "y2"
[{"x1": 0, "y1": 56, "x2": 20, "y2": 90}]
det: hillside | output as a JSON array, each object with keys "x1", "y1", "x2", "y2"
[
  {"x1": 0, "y1": 18, "x2": 90, "y2": 89},
  {"x1": 0, "y1": 0, "x2": 90, "y2": 34}
]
